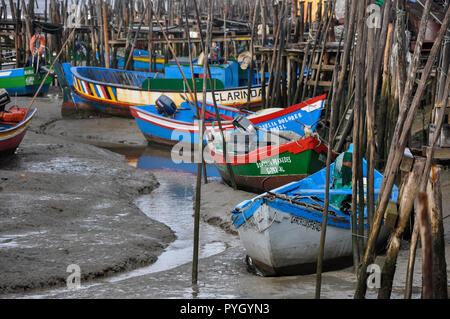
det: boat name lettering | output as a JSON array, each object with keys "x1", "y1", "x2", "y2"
[
  {"x1": 290, "y1": 215, "x2": 321, "y2": 232},
  {"x1": 25, "y1": 76, "x2": 34, "y2": 86},
  {"x1": 257, "y1": 122, "x2": 288, "y2": 131},
  {"x1": 24, "y1": 70, "x2": 34, "y2": 76},
  {"x1": 277, "y1": 113, "x2": 301, "y2": 125},
  {"x1": 214, "y1": 87, "x2": 261, "y2": 102},
  {"x1": 256, "y1": 156, "x2": 291, "y2": 169}
]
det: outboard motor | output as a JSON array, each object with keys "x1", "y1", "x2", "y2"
[
  {"x1": 0, "y1": 88, "x2": 10, "y2": 112},
  {"x1": 155, "y1": 95, "x2": 177, "y2": 117}
]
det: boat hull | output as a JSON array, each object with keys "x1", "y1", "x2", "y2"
[
  {"x1": 0, "y1": 67, "x2": 53, "y2": 96},
  {"x1": 210, "y1": 138, "x2": 329, "y2": 193},
  {"x1": 67, "y1": 65, "x2": 264, "y2": 117},
  {"x1": 0, "y1": 109, "x2": 36, "y2": 155},
  {"x1": 232, "y1": 147, "x2": 399, "y2": 276},
  {"x1": 71, "y1": 78, "x2": 263, "y2": 118},
  {"x1": 237, "y1": 203, "x2": 390, "y2": 276},
  {"x1": 131, "y1": 95, "x2": 327, "y2": 147}
]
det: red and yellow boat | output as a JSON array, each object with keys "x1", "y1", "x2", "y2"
[{"x1": 0, "y1": 107, "x2": 36, "y2": 156}]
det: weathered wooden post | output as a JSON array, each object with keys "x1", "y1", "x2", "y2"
[
  {"x1": 315, "y1": 35, "x2": 341, "y2": 299},
  {"x1": 378, "y1": 157, "x2": 426, "y2": 299},
  {"x1": 102, "y1": 1, "x2": 110, "y2": 68},
  {"x1": 417, "y1": 192, "x2": 433, "y2": 299}
]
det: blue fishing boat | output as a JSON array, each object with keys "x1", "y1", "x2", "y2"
[
  {"x1": 130, "y1": 94, "x2": 326, "y2": 146},
  {"x1": 62, "y1": 59, "x2": 266, "y2": 118},
  {"x1": 231, "y1": 145, "x2": 398, "y2": 276},
  {"x1": 115, "y1": 49, "x2": 166, "y2": 71}
]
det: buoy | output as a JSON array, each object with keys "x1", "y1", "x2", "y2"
[{"x1": 30, "y1": 34, "x2": 46, "y2": 55}]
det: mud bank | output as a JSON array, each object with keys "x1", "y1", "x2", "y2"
[
  {"x1": 198, "y1": 181, "x2": 255, "y2": 236},
  {"x1": 0, "y1": 91, "x2": 175, "y2": 294}
]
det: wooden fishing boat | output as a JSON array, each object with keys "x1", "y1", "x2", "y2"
[
  {"x1": 206, "y1": 132, "x2": 332, "y2": 193},
  {"x1": 116, "y1": 50, "x2": 166, "y2": 71},
  {"x1": 130, "y1": 94, "x2": 326, "y2": 147},
  {"x1": 0, "y1": 66, "x2": 53, "y2": 96},
  {"x1": 0, "y1": 90, "x2": 36, "y2": 156},
  {"x1": 231, "y1": 146, "x2": 398, "y2": 276},
  {"x1": 63, "y1": 60, "x2": 264, "y2": 118}
]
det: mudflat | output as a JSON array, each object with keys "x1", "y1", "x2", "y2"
[{"x1": 0, "y1": 89, "x2": 175, "y2": 294}]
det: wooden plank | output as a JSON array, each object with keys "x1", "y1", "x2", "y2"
[{"x1": 306, "y1": 80, "x2": 332, "y2": 87}]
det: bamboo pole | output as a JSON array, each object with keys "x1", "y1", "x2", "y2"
[
  {"x1": 366, "y1": 24, "x2": 376, "y2": 233},
  {"x1": 260, "y1": 0, "x2": 267, "y2": 108},
  {"x1": 147, "y1": 0, "x2": 153, "y2": 72}
]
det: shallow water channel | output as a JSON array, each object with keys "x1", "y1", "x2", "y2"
[{"x1": 7, "y1": 146, "x2": 243, "y2": 298}]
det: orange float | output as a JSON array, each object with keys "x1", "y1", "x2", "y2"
[{"x1": 30, "y1": 34, "x2": 46, "y2": 55}]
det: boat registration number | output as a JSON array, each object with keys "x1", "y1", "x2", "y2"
[{"x1": 290, "y1": 215, "x2": 322, "y2": 232}]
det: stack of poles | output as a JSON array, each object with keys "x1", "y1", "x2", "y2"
[
  {"x1": 352, "y1": 0, "x2": 450, "y2": 299},
  {"x1": 312, "y1": 0, "x2": 449, "y2": 299}
]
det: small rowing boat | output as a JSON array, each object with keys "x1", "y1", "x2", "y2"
[
  {"x1": 231, "y1": 145, "x2": 398, "y2": 276},
  {"x1": 0, "y1": 89, "x2": 36, "y2": 156}
]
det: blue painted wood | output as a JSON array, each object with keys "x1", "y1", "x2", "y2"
[{"x1": 231, "y1": 148, "x2": 399, "y2": 230}]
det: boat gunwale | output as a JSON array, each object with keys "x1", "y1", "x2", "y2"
[
  {"x1": 130, "y1": 94, "x2": 327, "y2": 131},
  {"x1": 70, "y1": 66, "x2": 264, "y2": 93},
  {"x1": 207, "y1": 136, "x2": 328, "y2": 166},
  {"x1": 0, "y1": 109, "x2": 37, "y2": 135}
]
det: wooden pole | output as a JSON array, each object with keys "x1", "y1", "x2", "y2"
[
  {"x1": 377, "y1": 157, "x2": 426, "y2": 299},
  {"x1": 366, "y1": 23, "x2": 376, "y2": 233},
  {"x1": 417, "y1": 192, "x2": 433, "y2": 299},
  {"x1": 355, "y1": 0, "x2": 445, "y2": 299},
  {"x1": 404, "y1": 62, "x2": 450, "y2": 298},
  {"x1": 426, "y1": 166, "x2": 448, "y2": 299},
  {"x1": 260, "y1": 0, "x2": 267, "y2": 108},
  {"x1": 147, "y1": 0, "x2": 153, "y2": 72},
  {"x1": 246, "y1": 0, "x2": 259, "y2": 107},
  {"x1": 395, "y1": 0, "x2": 407, "y2": 106},
  {"x1": 315, "y1": 35, "x2": 341, "y2": 299},
  {"x1": 192, "y1": 0, "x2": 212, "y2": 286},
  {"x1": 102, "y1": 1, "x2": 110, "y2": 68},
  {"x1": 192, "y1": 0, "x2": 237, "y2": 190}
]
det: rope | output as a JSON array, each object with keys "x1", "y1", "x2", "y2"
[{"x1": 352, "y1": 232, "x2": 368, "y2": 240}]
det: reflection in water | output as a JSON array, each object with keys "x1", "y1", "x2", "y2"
[
  {"x1": 119, "y1": 145, "x2": 221, "y2": 178},
  {"x1": 110, "y1": 145, "x2": 232, "y2": 280}
]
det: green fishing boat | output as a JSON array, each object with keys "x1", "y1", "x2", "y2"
[
  {"x1": 0, "y1": 66, "x2": 53, "y2": 96},
  {"x1": 206, "y1": 131, "x2": 332, "y2": 193}
]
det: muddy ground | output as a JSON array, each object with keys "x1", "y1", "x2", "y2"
[
  {"x1": 0, "y1": 89, "x2": 175, "y2": 294},
  {"x1": 0, "y1": 88, "x2": 448, "y2": 298}
]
